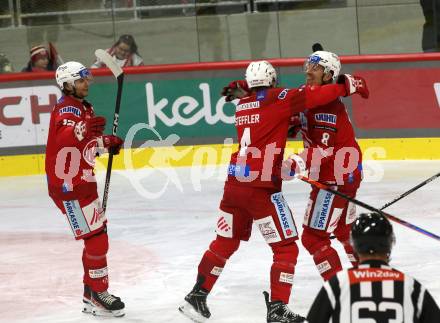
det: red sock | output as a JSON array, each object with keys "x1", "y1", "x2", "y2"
[
  {"x1": 270, "y1": 262, "x2": 296, "y2": 303},
  {"x1": 83, "y1": 231, "x2": 109, "y2": 292},
  {"x1": 270, "y1": 242, "x2": 298, "y2": 303},
  {"x1": 198, "y1": 250, "x2": 226, "y2": 291},
  {"x1": 197, "y1": 236, "x2": 240, "y2": 291},
  {"x1": 313, "y1": 245, "x2": 342, "y2": 281}
]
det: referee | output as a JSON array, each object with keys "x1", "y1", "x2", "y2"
[{"x1": 306, "y1": 212, "x2": 440, "y2": 323}]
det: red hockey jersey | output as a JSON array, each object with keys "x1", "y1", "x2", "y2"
[
  {"x1": 292, "y1": 97, "x2": 362, "y2": 185},
  {"x1": 45, "y1": 95, "x2": 100, "y2": 200},
  {"x1": 227, "y1": 84, "x2": 347, "y2": 191}
]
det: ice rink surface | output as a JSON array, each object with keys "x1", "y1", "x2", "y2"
[{"x1": 1, "y1": 160, "x2": 439, "y2": 323}]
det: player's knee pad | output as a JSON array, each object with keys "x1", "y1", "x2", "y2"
[
  {"x1": 301, "y1": 227, "x2": 331, "y2": 255},
  {"x1": 271, "y1": 241, "x2": 299, "y2": 264},
  {"x1": 209, "y1": 235, "x2": 240, "y2": 260},
  {"x1": 84, "y1": 230, "x2": 109, "y2": 257}
]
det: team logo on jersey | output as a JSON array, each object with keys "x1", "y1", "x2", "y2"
[
  {"x1": 59, "y1": 105, "x2": 81, "y2": 117},
  {"x1": 83, "y1": 139, "x2": 98, "y2": 167},
  {"x1": 256, "y1": 89, "x2": 267, "y2": 101},
  {"x1": 314, "y1": 113, "x2": 337, "y2": 125},
  {"x1": 271, "y1": 193, "x2": 297, "y2": 239},
  {"x1": 278, "y1": 88, "x2": 289, "y2": 99}
]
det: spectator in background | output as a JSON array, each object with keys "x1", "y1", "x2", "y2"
[
  {"x1": 0, "y1": 53, "x2": 13, "y2": 73},
  {"x1": 22, "y1": 44, "x2": 59, "y2": 72},
  {"x1": 91, "y1": 34, "x2": 144, "y2": 68},
  {"x1": 420, "y1": 0, "x2": 440, "y2": 51}
]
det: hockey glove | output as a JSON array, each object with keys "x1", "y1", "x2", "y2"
[
  {"x1": 281, "y1": 154, "x2": 306, "y2": 181},
  {"x1": 287, "y1": 115, "x2": 301, "y2": 138},
  {"x1": 221, "y1": 80, "x2": 250, "y2": 102},
  {"x1": 74, "y1": 116, "x2": 106, "y2": 141},
  {"x1": 337, "y1": 74, "x2": 369, "y2": 99},
  {"x1": 101, "y1": 135, "x2": 124, "y2": 155}
]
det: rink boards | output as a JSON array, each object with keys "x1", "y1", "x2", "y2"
[
  {"x1": 1, "y1": 54, "x2": 440, "y2": 177},
  {"x1": 2, "y1": 138, "x2": 440, "y2": 177}
]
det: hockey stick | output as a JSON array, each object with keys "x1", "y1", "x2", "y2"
[
  {"x1": 297, "y1": 174, "x2": 440, "y2": 241},
  {"x1": 306, "y1": 43, "x2": 438, "y2": 236},
  {"x1": 379, "y1": 171, "x2": 440, "y2": 210},
  {"x1": 94, "y1": 49, "x2": 124, "y2": 213},
  {"x1": 327, "y1": 172, "x2": 440, "y2": 239}
]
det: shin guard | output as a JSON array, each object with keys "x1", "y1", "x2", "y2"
[
  {"x1": 302, "y1": 227, "x2": 342, "y2": 281},
  {"x1": 270, "y1": 242, "x2": 299, "y2": 303},
  {"x1": 83, "y1": 230, "x2": 109, "y2": 292},
  {"x1": 197, "y1": 236, "x2": 240, "y2": 292},
  {"x1": 312, "y1": 244, "x2": 342, "y2": 281}
]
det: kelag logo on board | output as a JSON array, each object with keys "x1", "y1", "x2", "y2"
[
  {"x1": 0, "y1": 86, "x2": 61, "y2": 148},
  {"x1": 89, "y1": 74, "x2": 304, "y2": 141},
  {"x1": 145, "y1": 82, "x2": 235, "y2": 128}
]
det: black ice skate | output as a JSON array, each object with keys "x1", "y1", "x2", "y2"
[
  {"x1": 178, "y1": 277, "x2": 211, "y2": 323},
  {"x1": 264, "y1": 291, "x2": 305, "y2": 323},
  {"x1": 82, "y1": 285, "x2": 93, "y2": 314},
  {"x1": 82, "y1": 285, "x2": 125, "y2": 317}
]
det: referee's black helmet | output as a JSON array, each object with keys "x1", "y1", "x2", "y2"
[{"x1": 351, "y1": 212, "x2": 395, "y2": 255}]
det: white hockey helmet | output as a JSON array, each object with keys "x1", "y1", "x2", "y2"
[
  {"x1": 245, "y1": 60, "x2": 277, "y2": 88},
  {"x1": 55, "y1": 61, "x2": 92, "y2": 90},
  {"x1": 304, "y1": 51, "x2": 341, "y2": 81}
]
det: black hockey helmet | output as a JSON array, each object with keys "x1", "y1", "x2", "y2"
[{"x1": 351, "y1": 212, "x2": 395, "y2": 255}]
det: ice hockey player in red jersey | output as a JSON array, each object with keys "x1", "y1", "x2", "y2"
[
  {"x1": 285, "y1": 51, "x2": 367, "y2": 282},
  {"x1": 178, "y1": 60, "x2": 369, "y2": 323},
  {"x1": 45, "y1": 61, "x2": 125, "y2": 317}
]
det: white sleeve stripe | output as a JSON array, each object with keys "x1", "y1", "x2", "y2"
[
  {"x1": 417, "y1": 285, "x2": 426, "y2": 318},
  {"x1": 403, "y1": 276, "x2": 415, "y2": 322},
  {"x1": 324, "y1": 281, "x2": 336, "y2": 308}
]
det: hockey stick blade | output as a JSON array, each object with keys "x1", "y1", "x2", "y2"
[
  {"x1": 297, "y1": 174, "x2": 440, "y2": 242},
  {"x1": 94, "y1": 49, "x2": 123, "y2": 78}
]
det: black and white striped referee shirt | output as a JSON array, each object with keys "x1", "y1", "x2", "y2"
[{"x1": 307, "y1": 260, "x2": 440, "y2": 323}]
